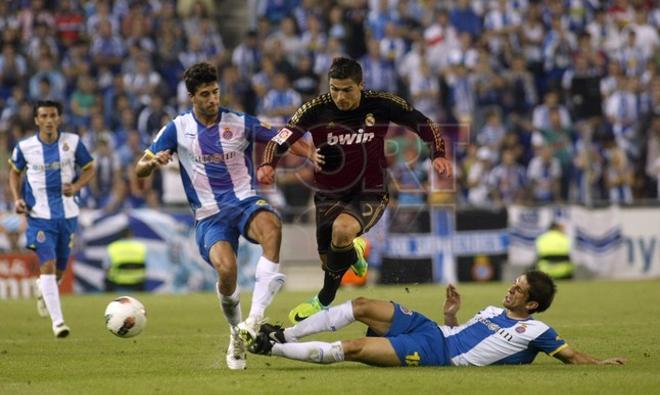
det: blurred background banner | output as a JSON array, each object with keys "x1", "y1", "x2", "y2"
[{"x1": 74, "y1": 208, "x2": 218, "y2": 293}]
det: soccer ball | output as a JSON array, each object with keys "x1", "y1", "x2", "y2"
[{"x1": 104, "y1": 296, "x2": 147, "y2": 338}]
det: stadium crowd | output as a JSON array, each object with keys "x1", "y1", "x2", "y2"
[{"x1": 1, "y1": 0, "x2": 659, "y2": 226}]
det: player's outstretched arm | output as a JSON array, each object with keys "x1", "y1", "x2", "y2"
[
  {"x1": 135, "y1": 150, "x2": 172, "y2": 178},
  {"x1": 554, "y1": 346, "x2": 626, "y2": 365},
  {"x1": 443, "y1": 284, "x2": 461, "y2": 327}
]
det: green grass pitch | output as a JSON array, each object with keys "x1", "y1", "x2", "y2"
[{"x1": 1, "y1": 279, "x2": 659, "y2": 395}]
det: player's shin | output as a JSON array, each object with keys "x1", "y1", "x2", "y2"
[
  {"x1": 248, "y1": 256, "x2": 286, "y2": 320},
  {"x1": 218, "y1": 283, "x2": 242, "y2": 327},
  {"x1": 284, "y1": 300, "x2": 355, "y2": 342},
  {"x1": 317, "y1": 243, "x2": 357, "y2": 306},
  {"x1": 271, "y1": 341, "x2": 345, "y2": 364},
  {"x1": 39, "y1": 274, "x2": 64, "y2": 326}
]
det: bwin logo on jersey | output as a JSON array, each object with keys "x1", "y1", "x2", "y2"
[{"x1": 327, "y1": 129, "x2": 375, "y2": 145}]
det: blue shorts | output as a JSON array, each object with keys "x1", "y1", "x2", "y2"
[
  {"x1": 195, "y1": 196, "x2": 277, "y2": 264},
  {"x1": 26, "y1": 217, "x2": 78, "y2": 271},
  {"x1": 379, "y1": 303, "x2": 450, "y2": 367}
]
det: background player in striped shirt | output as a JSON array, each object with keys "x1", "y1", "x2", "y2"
[
  {"x1": 8, "y1": 100, "x2": 95, "y2": 338},
  {"x1": 248, "y1": 271, "x2": 625, "y2": 367},
  {"x1": 135, "y1": 62, "x2": 317, "y2": 370}
]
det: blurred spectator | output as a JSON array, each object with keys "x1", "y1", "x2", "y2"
[
  {"x1": 28, "y1": 56, "x2": 66, "y2": 101},
  {"x1": 70, "y1": 74, "x2": 97, "y2": 128},
  {"x1": 477, "y1": 111, "x2": 505, "y2": 152},
  {"x1": 615, "y1": 30, "x2": 647, "y2": 77},
  {"x1": 605, "y1": 146, "x2": 634, "y2": 204},
  {"x1": 328, "y1": 5, "x2": 347, "y2": 41},
  {"x1": 449, "y1": 0, "x2": 481, "y2": 37},
  {"x1": 645, "y1": 116, "x2": 660, "y2": 199},
  {"x1": 260, "y1": 72, "x2": 301, "y2": 124},
  {"x1": 91, "y1": 19, "x2": 125, "y2": 72},
  {"x1": 0, "y1": 44, "x2": 28, "y2": 101},
  {"x1": 503, "y1": 56, "x2": 538, "y2": 118},
  {"x1": 301, "y1": 14, "x2": 327, "y2": 56},
  {"x1": 123, "y1": 54, "x2": 162, "y2": 106},
  {"x1": 409, "y1": 60, "x2": 440, "y2": 122},
  {"x1": 604, "y1": 77, "x2": 639, "y2": 159},
  {"x1": 391, "y1": 143, "x2": 429, "y2": 206},
  {"x1": 532, "y1": 91, "x2": 571, "y2": 131},
  {"x1": 573, "y1": 129, "x2": 604, "y2": 204},
  {"x1": 137, "y1": 95, "x2": 176, "y2": 137},
  {"x1": 88, "y1": 133, "x2": 125, "y2": 212},
  {"x1": 424, "y1": 8, "x2": 458, "y2": 73},
  {"x1": 535, "y1": 108, "x2": 575, "y2": 200},
  {"x1": 627, "y1": 9, "x2": 659, "y2": 59},
  {"x1": 542, "y1": 16, "x2": 576, "y2": 91},
  {"x1": 269, "y1": 16, "x2": 304, "y2": 65},
  {"x1": 360, "y1": 39, "x2": 397, "y2": 92},
  {"x1": 54, "y1": 0, "x2": 85, "y2": 47},
  {"x1": 489, "y1": 148, "x2": 527, "y2": 206},
  {"x1": 527, "y1": 144, "x2": 562, "y2": 203},
  {"x1": 291, "y1": 55, "x2": 320, "y2": 102},
  {"x1": 220, "y1": 65, "x2": 252, "y2": 111},
  {"x1": 562, "y1": 55, "x2": 603, "y2": 122},
  {"x1": 380, "y1": 21, "x2": 406, "y2": 66},
  {"x1": 26, "y1": 22, "x2": 59, "y2": 64},
  {"x1": 232, "y1": 30, "x2": 262, "y2": 79},
  {"x1": 466, "y1": 146, "x2": 494, "y2": 206}
]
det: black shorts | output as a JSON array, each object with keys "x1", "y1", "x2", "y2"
[{"x1": 314, "y1": 192, "x2": 389, "y2": 254}]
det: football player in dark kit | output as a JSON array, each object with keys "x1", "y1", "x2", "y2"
[{"x1": 258, "y1": 57, "x2": 452, "y2": 323}]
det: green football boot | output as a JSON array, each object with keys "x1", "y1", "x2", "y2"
[{"x1": 351, "y1": 236, "x2": 369, "y2": 277}]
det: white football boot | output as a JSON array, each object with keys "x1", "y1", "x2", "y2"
[{"x1": 226, "y1": 327, "x2": 247, "y2": 370}]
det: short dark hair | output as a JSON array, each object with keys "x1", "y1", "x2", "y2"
[
  {"x1": 328, "y1": 57, "x2": 363, "y2": 84},
  {"x1": 525, "y1": 270, "x2": 557, "y2": 313},
  {"x1": 33, "y1": 100, "x2": 63, "y2": 117},
  {"x1": 184, "y1": 62, "x2": 218, "y2": 95}
]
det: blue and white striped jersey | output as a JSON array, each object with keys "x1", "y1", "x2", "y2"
[
  {"x1": 9, "y1": 132, "x2": 94, "y2": 219},
  {"x1": 146, "y1": 108, "x2": 276, "y2": 221},
  {"x1": 439, "y1": 306, "x2": 567, "y2": 366}
]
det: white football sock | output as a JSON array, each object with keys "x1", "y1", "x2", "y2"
[
  {"x1": 39, "y1": 274, "x2": 64, "y2": 326},
  {"x1": 284, "y1": 300, "x2": 355, "y2": 342},
  {"x1": 248, "y1": 256, "x2": 285, "y2": 320},
  {"x1": 271, "y1": 341, "x2": 344, "y2": 364},
  {"x1": 218, "y1": 283, "x2": 242, "y2": 327}
]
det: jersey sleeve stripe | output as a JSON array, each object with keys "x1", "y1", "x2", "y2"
[
  {"x1": 427, "y1": 120, "x2": 446, "y2": 158},
  {"x1": 144, "y1": 149, "x2": 155, "y2": 157},
  {"x1": 548, "y1": 343, "x2": 569, "y2": 356},
  {"x1": 8, "y1": 159, "x2": 21, "y2": 173},
  {"x1": 81, "y1": 161, "x2": 94, "y2": 170}
]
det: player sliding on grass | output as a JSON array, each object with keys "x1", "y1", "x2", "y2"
[
  {"x1": 258, "y1": 57, "x2": 452, "y2": 324},
  {"x1": 248, "y1": 271, "x2": 626, "y2": 367},
  {"x1": 136, "y1": 62, "x2": 317, "y2": 370}
]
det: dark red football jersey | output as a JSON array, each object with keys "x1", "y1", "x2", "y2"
[{"x1": 263, "y1": 90, "x2": 446, "y2": 197}]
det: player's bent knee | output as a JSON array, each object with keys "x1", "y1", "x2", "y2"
[
  {"x1": 351, "y1": 297, "x2": 372, "y2": 319},
  {"x1": 341, "y1": 338, "x2": 367, "y2": 360},
  {"x1": 331, "y1": 220, "x2": 359, "y2": 246}
]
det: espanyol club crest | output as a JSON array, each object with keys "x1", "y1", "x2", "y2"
[
  {"x1": 62, "y1": 142, "x2": 69, "y2": 151},
  {"x1": 37, "y1": 230, "x2": 46, "y2": 243},
  {"x1": 515, "y1": 324, "x2": 528, "y2": 334},
  {"x1": 365, "y1": 113, "x2": 375, "y2": 127},
  {"x1": 222, "y1": 128, "x2": 233, "y2": 140}
]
